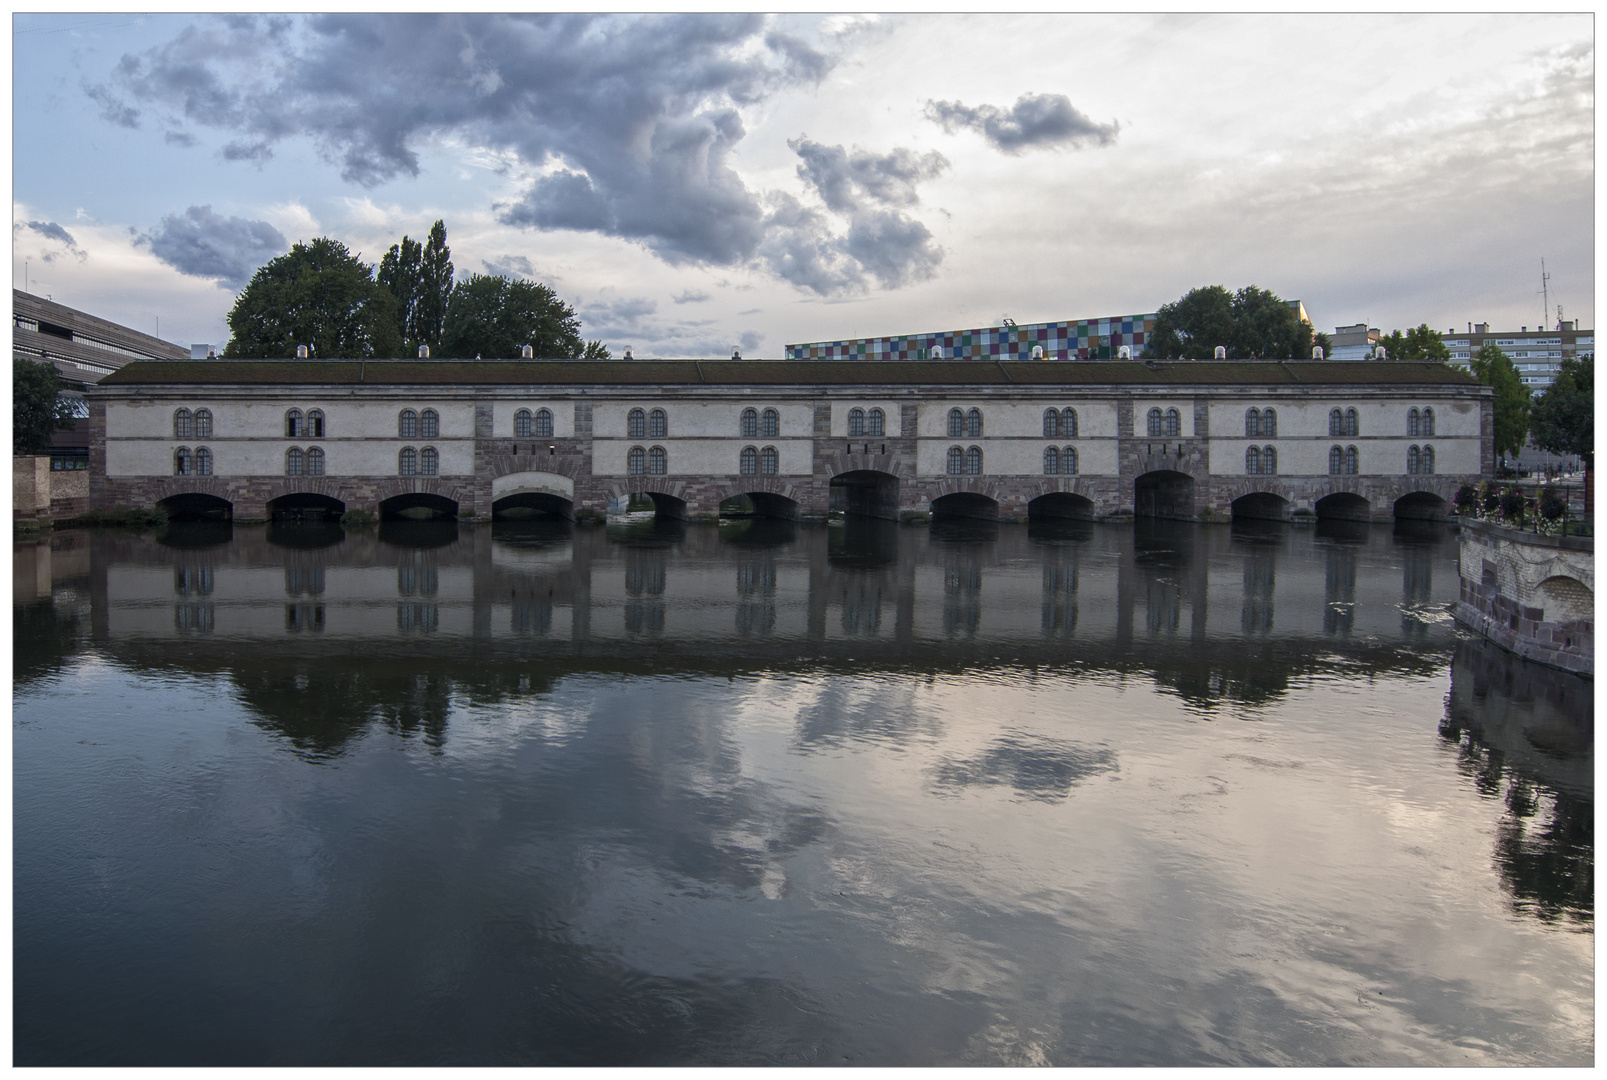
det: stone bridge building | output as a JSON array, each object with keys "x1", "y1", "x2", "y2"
[{"x1": 89, "y1": 358, "x2": 1491, "y2": 524}]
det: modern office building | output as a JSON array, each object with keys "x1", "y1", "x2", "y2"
[
  {"x1": 1443, "y1": 321, "x2": 1593, "y2": 390},
  {"x1": 13, "y1": 289, "x2": 191, "y2": 469}
]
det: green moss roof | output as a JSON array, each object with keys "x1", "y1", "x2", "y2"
[{"x1": 97, "y1": 358, "x2": 1485, "y2": 389}]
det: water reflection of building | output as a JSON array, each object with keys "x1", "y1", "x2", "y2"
[{"x1": 1442, "y1": 637, "x2": 1593, "y2": 926}]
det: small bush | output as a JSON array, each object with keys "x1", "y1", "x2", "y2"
[
  {"x1": 1538, "y1": 486, "x2": 1567, "y2": 522},
  {"x1": 1453, "y1": 485, "x2": 1477, "y2": 514},
  {"x1": 1480, "y1": 482, "x2": 1501, "y2": 515},
  {"x1": 1498, "y1": 486, "x2": 1526, "y2": 523}
]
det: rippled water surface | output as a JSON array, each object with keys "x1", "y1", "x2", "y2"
[{"x1": 14, "y1": 517, "x2": 1592, "y2": 1065}]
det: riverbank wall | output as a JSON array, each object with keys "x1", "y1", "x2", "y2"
[{"x1": 1454, "y1": 518, "x2": 1592, "y2": 677}]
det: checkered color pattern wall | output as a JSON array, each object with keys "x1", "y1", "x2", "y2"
[{"x1": 785, "y1": 314, "x2": 1159, "y2": 361}]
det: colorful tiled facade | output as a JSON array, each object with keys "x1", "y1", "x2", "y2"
[{"x1": 787, "y1": 314, "x2": 1159, "y2": 362}]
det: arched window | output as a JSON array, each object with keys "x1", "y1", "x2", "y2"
[
  {"x1": 628, "y1": 408, "x2": 647, "y2": 439},
  {"x1": 306, "y1": 447, "x2": 324, "y2": 476},
  {"x1": 1044, "y1": 408, "x2": 1061, "y2": 438},
  {"x1": 194, "y1": 409, "x2": 213, "y2": 438},
  {"x1": 946, "y1": 445, "x2": 964, "y2": 474},
  {"x1": 1246, "y1": 446, "x2": 1262, "y2": 475},
  {"x1": 867, "y1": 408, "x2": 885, "y2": 437},
  {"x1": 399, "y1": 447, "x2": 417, "y2": 476},
  {"x1": 306, "y1": 408, "x2": 323, "y2": 438},
  {"x1": 398, "y1": 409, "x2": 418, "y2": 439},
  {"x1": 420, "y1": 409, "x2": 439, "y2": 438},
  {"x1": 287, "y1": 447, "x2": 305, "y2": 476},
  {"x1": 1407, "y1": 407, "x2": 1420, "y2": 437},
  {"x1": 1147, "y1": 407, "x2": 1164, "y2": 437},
  {"x1": 1421, "y1": 408, "x2": 1434, "y2": 437},
  {"x1": 1329, "y1": 408, "x2": 1344, "y2": 437},
  {"x1": 966, "y1": 408, "x2": 983, "y2": 437},
  {"x1": 1261, "y1": 408, "x2": 1275, "y2": 438},
  {"x1": 515, "y1": 409, "x2": 533, "y2": 437},
  {"x1": 1245, "y1": 407, "x2": 1261, "y2": 438},
  {"x1": 421, "y1": 447, "x2": 438, "y2": 476},
  {"x1": 173, "y1": 447, "x2": 191, "y2": 475},
  {"x1": 1329, "y1": 445, "x2": 1343, "y2": 475},
  {"x1": 534, "y1": 408, "x2": 553, "y2": 438},
  {"x1": 174, "y1": 408, "x2": 194, "y2": 440},
  {"x1": 760, "y1": 408, "x2": 779, "y2": 437},
  {"x1": 1062, "y1": 408, "x2": 1077, "y2": 438},
  {"x1": 740, "y1": 446, "x2": 758, "y2": 475},
  {"x1": 760, "y1": 446, "x2": 778, "y2": 475},
  {"x1": 740, "y1": 408, "x2": 758, "y2": 437},
  {"x1": 1164, "y1": 408, "x2": 1181, "y2": 437},
  {"x1": 195, "y1": 447, "x2": 212, "y2": 475},
  {"x1": 1407, "y1": 445, "x2": 1421, "y2": 474},
  {"x1": 628, "y1": 446, "x2": 646, "y2": 475},
  {"x1": 1044, "y1": 446, "x2": 1060, "y2": 474},
  {"x1": 848, "y1": 408, "x2": 866, "y2": 437},
  {"x1": 1344, "y1": 446, "x2": 1358, "y2": 475},
  {"x1": 648, "y1": 409, "x2": 667, "y2": 438},
  {"x1": 965, "y1": 445, "x2": 983, "y2": 475},
  {"x1": 1421, "y1": 444, "x2": 1434, "y2": 474},
  {"x1": 1344, "y1": 407, "x2": 1359, "y2": 437},
  {"x1": 648, "y1": 445, "x2": 667, "y2": 475},
  {"x1": 1063, "y1": 446, "x2": 1078, "y2": 474},
  {"x1": 948, "y1": 408, "x2": 965, "y2": 437},
  {"x1": 1262, "y1": 445, "x2": 1276, "y2": 475}
]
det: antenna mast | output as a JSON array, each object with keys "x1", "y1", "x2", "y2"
[{"x1": 1541, "y1": 258, "x2": 1551, "y2": 329}]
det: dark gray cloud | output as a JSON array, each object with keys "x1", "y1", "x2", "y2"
[
  {"x1": 576, "y1": 294, "x2": 760, "y2": 357},
  {"x1": 673, "y1": 289, "x2": 710, "y2": 304},
  {"x1": 924, "y1": 92, "x2": 1118, "y2": 154},
  {"x1": 790, "y1": 138, "x2": 947, "y2": 213},
  {"x1": 135, "y1": 204, "x2": 288, "y2": 289},
  {"x1": 482, "y1": 255, "x2": 538, "y2": 279},
  {"x1": 88, "y1": 14, "x2": 945, "y2": 297},
  {"x1": 17, "y1": 221, "x2": 87, "y2": 262},
  {"x1": 164, "y1": 129, "x2": 196, "y2": 147}
]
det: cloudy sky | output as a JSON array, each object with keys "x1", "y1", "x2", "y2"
[{"x1": 12, "y1": 12, "x2": 1594, "y2": 357}]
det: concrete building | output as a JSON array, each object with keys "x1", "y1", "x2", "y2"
[
  {"x1": 1328, "y1": 323, "x2": 1381, "y2": 362},
  {"x1": 90, "y1": 357, "x2": 1490, "y2": 526},
  {"x1": 13, "y1": 290, "x2": 191, "y2": 471},
  {"x1": 1443, "y1": 321, "x2": 1593, "y2": 391}
]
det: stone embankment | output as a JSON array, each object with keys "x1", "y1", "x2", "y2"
[{"x1": 1454, "y1": 517, "x2": 1592, "y2": 676}]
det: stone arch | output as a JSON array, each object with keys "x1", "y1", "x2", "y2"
[
  {"x1": 266, "y1": 491, "x2": 346, "y2": 521},
  {"x1": 719, "y1": 477, "x2": 804, "y2": 520},
  {"x1": 1536, "y1": 576, "x2": 1593, "y2": 624},
  {"x1": 157, "y1": 491, "x2": 233, "y2": 521},
  {"x1": 1134, "y1": 469, "x2": 1196, "y2": 520},
  {"x1": 931, "y1": 490, "x2": 1000, "y2": 521},
  {"x1": 1027, "y1": 491, "x2": 1096, "y2": 521},
  {"x1": 607, "y1": 476, "x2": 690, "y2": 520},
  {"x1": 1394, "y1": 489, "x2": 1449, "y2": 521},
  {"x1": 380, "y1": 491, "x2": 460, "y2": 520},
  {"x1": 1315, "y1": 491, "x2": 1372, "y2": 522},
  {"x1": 830, "y1": 469, "x2": 900, "y2": 521},
  {"x1": 1231, "y1": 490, "x2": 1292, "y2": 523},
  {"x1": 492, "y1": 470, "x2": 576, "y2": 519}
]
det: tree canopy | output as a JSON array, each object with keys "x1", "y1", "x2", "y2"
[
  {"x1": 223, "y1": 238, "x2": 402, "y2": 358},
  {"x1": 14, "y1": 357, "x2": 76, "y2": 456},
  {"x1": 1377, "y1": 324, "x2": 1452, "y2": 363},
  {"x1": 377, "y1": 219, "x2": 453, "y2": 355},
  {"x1": 1142, "y1": 285, "x2": 1315, "y2": 359},
  {"x1": 1468, "y1": 343, "x2": 1531, "y2": 461},
  {"x1": 442, "y1": 274, "x2": 609, "y2": 360},
  {"x1": 1529, "y1": 353, "x2": 1592, "y2": 465}
]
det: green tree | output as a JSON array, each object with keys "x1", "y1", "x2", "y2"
[
  {"x1": 1143, "y1": 284, "x2": 1313, "y2": 359},
  {"x1": 1377, "y1": 323, "x2": 1452, "y2": 363},
  {"x1": 442, "y1": 274, "x2": 609, "y2": 360},
  {"x1": 377, "y1": 233, "x2": 424, "y2": 351},
  {"x1": 1529, "y1": 353, "x2": 1592, "y2": 465},
  {"x1": 14, "y1": 357, "x2": 76, "y2": 455},
  {"x1": 223, "y1": 238, "x2": 403, "y2": 358},
  {"x1": 418, "y1": 220, "x2": 453, "y2": 348},
  {"x1": 1469, "y1": 342, "x2": 1531, "y2": 462}
]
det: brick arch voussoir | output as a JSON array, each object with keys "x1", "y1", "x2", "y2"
[
  {"x1": 487, "y1": 455, "x2": 581, "y2": 482},
  {"x1": 609, "y1": 476, "x2": 688, "y2": 502},
  {"x1": 718, "y1": 476, "x2": 802, "y2": 502},
  {"x1": 156, "y1": 475, "x2": 233, "y2": 503}
]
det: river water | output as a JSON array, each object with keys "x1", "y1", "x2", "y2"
[{"x1": 13, "y1": 516, "x2": 1592, "y2": 1065}]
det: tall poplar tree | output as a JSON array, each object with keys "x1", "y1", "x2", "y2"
[
  {"x1": 378, "y1": 220, "x2": 453, "y2": 354},
  {"x1": 1469, "y1": 343, "x2": 1532, "y2": 462}
]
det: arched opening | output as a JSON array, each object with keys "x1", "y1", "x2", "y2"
[
  {"x1": 610, "y1": 490, "x2": 688, "y2": 520},
  {"x1": 829, "y1": 469, "x2": 900, "y2": 521},
  {"x1": 267, "y1": 492, "x2": 346, "y2": 522},
  {"x1": 492, "y1": 492, "x2": 574, "y2": 520},
  {"x1": 380, "y1": 492, "x2": 460, "y2": 521},
  {"x1": 727, "y1": 490, "x2": 800, "y2": 520},
  {"x1": 931, "y1": 491, "x2": 999, "y2": 522},
  {"x1": 1315, "y1": 492, "x2": 1372, "y2": 522},
  {"x1": 1230, "y1": 491, "x2": 1291, "y2": 523},
  {"x1": 1028, "y1": 492, "x2": 1096, "y2": 521},
  {"x1": 1134, "y1": 470, "x2": 1195, "y2": 520},
  {"x1": 1536, "y1": 576, "x2": 1593, "y2": 624},
  {"x1": 1394, "y1": 490, "x2": 1448, "y2": 521},
  {"x1": 157, "y1": 492, "x2": 233, "y2": 521}
]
